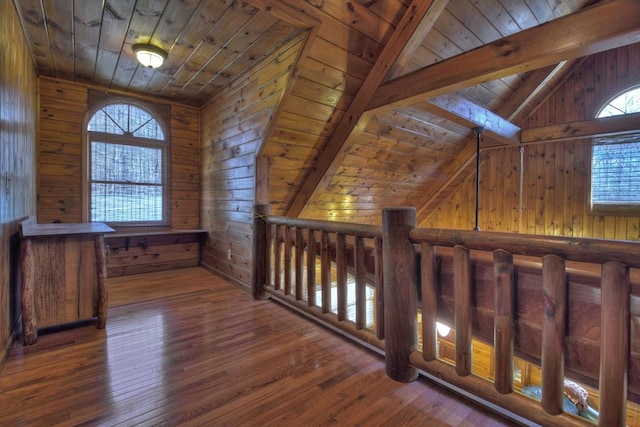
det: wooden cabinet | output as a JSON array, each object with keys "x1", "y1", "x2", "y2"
[{"x1": 19, "y1": 217, "x2": 114, "y2": 344}]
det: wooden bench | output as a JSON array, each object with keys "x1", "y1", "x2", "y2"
[{"x1": 106, "y1": 229, "x2": 207, "y2": 277}]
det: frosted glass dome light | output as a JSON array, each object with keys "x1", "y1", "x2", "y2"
[{"x1": 133, "y1": 44, "x2": 167, "y2": 69}]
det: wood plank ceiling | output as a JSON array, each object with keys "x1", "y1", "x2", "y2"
[
  {"x1": 14, "y1": 0, "x2": 640, "y2": 225},
  {"x1": 14, "y1": 0, "x2": 303, "y2": 106}
]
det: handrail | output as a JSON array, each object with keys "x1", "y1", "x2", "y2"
[
  {"x1": 410, "y1": 227, "x2": 640, "y2": 267},
  {"x1": 252, "y1": 205, "x2": 638, "y2": 426}
]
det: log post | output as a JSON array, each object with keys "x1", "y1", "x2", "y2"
[
  {"x1": 599, "y1": 261, "x2": 630, "y2": 426},
  {"x1": 454, "y1": 245, "x2": 472, "y2": 377},
  {"x1": 382, "y1": 207, "x2": 418, "y2": 382},
  {"x1": 94, "y1": 234, "x2": 109, "y2": 329},
  {"x1": 493, "y1": 249, "x2": 514, "y2": 394},
  {"x1": 421, "y1": 242, "x2": 437, "y2": 361},
  {"x1": 541, "y1": 254, "x2": 566, "y2": 415},
  {"x1": 251, "y1": 204, "x2": 270, "y2": 300},
  {"x1": 21, "y1": 238, "x2": 37, "y2": 345}
]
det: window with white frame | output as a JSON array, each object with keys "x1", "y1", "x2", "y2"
[
  {"x1": 591, "y1": 87, "x2": 640, "y2": 212},
  {"x1": 87, "y1": 102, "x2": 169, "y2": 225}
]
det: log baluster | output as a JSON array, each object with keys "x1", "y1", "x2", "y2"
[
  {"x1": 454, "y1": 245, "x2": 472, "y2": 377},
  {"x1": 374, "y1": 236, "x2": 384, "y2": 340},
  {"x1": 336, "y1": 233, "x2": 347, "y2": 321},
  {"x1": 251, "y1": 204, "x2": 269, "y2": 300},
  {"x1": 94, "y1": 234, "x2": 109, "y2": 328},
  {"x1": 295, "y1": 227, "x2": 304, "y2": 300},
  {"x1": 493, "y1": 249, "x2": 514, "y2": 394},
  {"x1": 382, "y1": 207, "x2": 418, "y2": 382},
  {"x1": 306, "y1": 228, "x2": 316, "y2": 307},
  {"x1": 265, "y1": 222, "x2": 272, "y2": 291},
  {"x1": 320, "y1": 231, "x2": 331, "y2": 314},
  {"x1": 420, "y1": 242, "x2": 437, "y2": 361},
  {"x1": 273, "y1": 225, "x2": 282, "y2": 291},
  {"x1": 599, "y1": 261, "x2": 630, "y2": 426},
  {"x1": 541, "y1": 254, "x2": 566, "y2": 415},
  {"x1": 355, "y1": 236, "x2": 366, "y2": 330},
  {"x1": 283, "y1": 225, "x2": 292, "y2": 295}
]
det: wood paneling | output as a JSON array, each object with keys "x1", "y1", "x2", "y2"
[
  {"x1": 37, "y1": 77, "x2": 200, "y2": 231},
  {"x1": 200, "y1": 34, "x2": 304, "y2": 289},
  {"x1": 423, "y1": 44, "x2": 640, "y2": 241},
  {"x1": 38, "y1": 79, "x2": 86, "y2": 224},
  {"x1": 106, "y1": 231, "x2": 204, "y2": 277},
  {"x1": 0, "y1": 1, "x2": 37, "y2": 365}
]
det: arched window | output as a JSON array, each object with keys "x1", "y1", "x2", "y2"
[
  {"x1": 591, "y1": 87, "x2": 640, "y2": 212},
  {"x1": 87, "y1": 102, "x2": 169, "y2": 225}
]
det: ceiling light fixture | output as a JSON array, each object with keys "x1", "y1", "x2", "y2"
[{"x1": 133, "y1": 44, "x2": 167, "y2": 69}]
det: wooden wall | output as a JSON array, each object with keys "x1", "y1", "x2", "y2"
[
  {"x1": 0, "y1": 2, "x2": 37, "y2": 363},
  {"x1": 260, "y1": 1, "x2": 408, "y2": 216},
  {"x1": 37, "y1": 77, "x2": 200, "y2": 230},
  {"x1": 423, "y1": 43, "x2": 640, "y2": 241},
  {"x1": 200, "y1": 35, "x2": 305, "y2": 290}
]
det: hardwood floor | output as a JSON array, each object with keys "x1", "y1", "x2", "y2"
[{"x1": 0, "y1": 267, "x2": 516, "y2": 426}]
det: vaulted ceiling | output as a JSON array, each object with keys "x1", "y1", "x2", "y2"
[{"x1": 14, "y1": 0, "x2": 640, "y2": 224}]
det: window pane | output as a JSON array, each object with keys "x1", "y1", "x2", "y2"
[
  {"x1": 91, "y1": 141, "x2": 162, "y2": 185},
  {"x1": 592, "y1": 140, "x2": 640, "y2": 205},
  {"x1": 91, "y1": 183, "x2": 163, "y2": 222},
  {"x1": 88, "y1": 103, "x2": 164, "y2": 138},
  {"x1": 598, "y1": 87, "x2": 640, "y2": 118},
  {"x1": 88, "y1": 110, "x2": 124, "y2": 134},
  {"x1": 88, "y1": 102, "x2": 166, "y2": 224}
]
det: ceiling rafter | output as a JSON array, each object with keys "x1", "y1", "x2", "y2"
[
  {"x1": 414, "y1": 59, "x2": 587, "y2": 224},
  {"x1": 286, "y1": 0, "x2": 449, "y2": 217},
  {"x1": 366, "y1": 0, "x2": 640, "y2": 113},
  {"x1": 426, "y1": 94, "x2": 521, "y2": 145},
  {"x1": 521, "y1": 112, "x2": 640, "y2": 144}
]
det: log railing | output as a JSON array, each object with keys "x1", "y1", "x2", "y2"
[
  {"x1": 252, "y1": 204, "x2": 385, "y2": 350},
  {"x1": 252, "y1": 205, "x2": 639, "y2": 426}
]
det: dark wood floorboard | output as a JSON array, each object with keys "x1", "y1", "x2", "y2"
[{"x1": 0, "y1": 267, "x2": 517, "y2": 426}]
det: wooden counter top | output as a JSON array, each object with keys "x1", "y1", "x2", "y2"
[{"x1": 20, "y1": 217, "x2": 115, "y2": 237}]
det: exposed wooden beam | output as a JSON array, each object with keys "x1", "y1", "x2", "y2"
[
  {"x1": 499, "y1": 58, "x2": 588, "y2": 124},
  {"x1": 521, "y1": 112, "x2": 640, "y2": 144},
  {"x1": 417, "y1": 59, "x2": 588, "y2": 224},
  {"x1": 385, "y1": 0, "x2": 450, "y2": 81},
  {"x1": 367, "y1": 0, "x2": 640, "y2": 112},
  {"x1": 427, "y1": 94, "x2": 521, "y2": 145},
  {"x1": 286, "y1": 0, "x2": 447, "y2": 217},
  {"x1": 499, "y1": 62, "x2": 567, "y2": 122}
]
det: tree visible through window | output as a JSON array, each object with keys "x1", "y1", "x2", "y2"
[
  {"x1": 88, "y1": 103, "x2": 168, "y2": 225},
  {"x1": 591, "y1": 87, "x2": 640, "y2": 211}
]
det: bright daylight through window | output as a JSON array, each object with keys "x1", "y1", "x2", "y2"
[
  {"x1": 88, "y1": 103, "x2": 167, "y2": 225},
  {"x1": 591, "y1": 87, "x2": 640, "y2": 211}
]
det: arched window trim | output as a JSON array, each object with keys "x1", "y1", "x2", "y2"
[
  {"x1": 590, "y1": 86, "x2": 640, "y2": 214},
  {"x1": 84, "y1": 99, "x2": 171, "y2": 227}
]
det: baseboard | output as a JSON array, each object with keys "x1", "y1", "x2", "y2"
[
  {"x1": 0, "y1": 317, "x2": 20, "y2": 373},
  {"x1": 199, "y1": 262, "x2": 251, "y2": 294}
]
